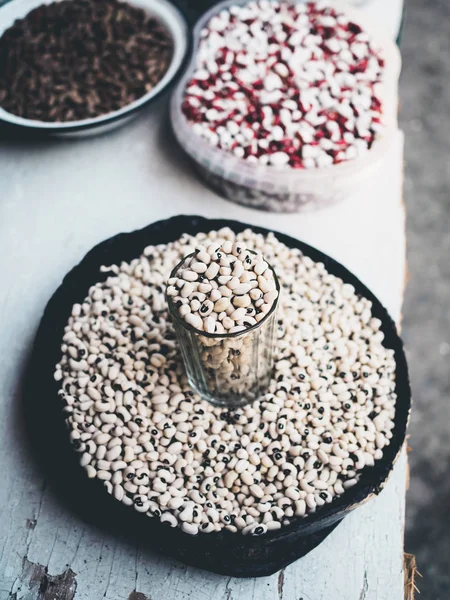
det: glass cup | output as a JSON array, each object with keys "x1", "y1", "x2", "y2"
[{"x1": 167, "y1": 253, "x2": 280, "y2": 408}]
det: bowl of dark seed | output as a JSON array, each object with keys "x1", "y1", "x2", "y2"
[
  {"x1": 171, "y1": 0, "x2": 402, "y2": 211},
  {"x1": 27, "y1": 216, "x2": 411, "y2": 577},
  {"x1": 0, "y1": 0, "x2": 189, "y2": 135}
]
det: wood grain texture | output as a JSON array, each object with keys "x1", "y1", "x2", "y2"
[
  {"x1": 0, "y1": 103, "x2": 405, "y2": 600},
  {"x1": 404, "y1": 553, "x2": 420, "y2": 600}
]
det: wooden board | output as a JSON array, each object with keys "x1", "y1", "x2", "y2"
[{"x1": 0, "y1": 105, "x2": 405, "y2": 600}]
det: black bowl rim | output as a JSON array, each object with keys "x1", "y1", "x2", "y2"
[
  {"x1": 28, "y1": 214, "x2": 411, "y2": 554},
  {"x1": 0, "y1": 0, "x2": 192, "y2": 134}
]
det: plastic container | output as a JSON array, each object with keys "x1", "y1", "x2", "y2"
[
  {"x1": 167, "y1": 253, "x2": 280, "y2": 407},
  {"x1": 171, "y1": 0, "x2": 402, "y2": 212}
]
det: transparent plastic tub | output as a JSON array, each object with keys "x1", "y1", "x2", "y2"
[{"x1": 171, "y1": 0, "x2": 402, "y2": 212}]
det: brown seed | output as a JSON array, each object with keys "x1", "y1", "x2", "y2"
[{"x1": 0, "y1": 0, "x2": 174, "y2": 122}]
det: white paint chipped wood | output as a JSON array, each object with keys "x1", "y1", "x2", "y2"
[{"x1": 0, "y1": 102, "x2": 405, "y2": 600}]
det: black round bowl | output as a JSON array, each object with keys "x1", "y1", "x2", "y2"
[{"x1": 25, "y1": 215, "x2": 411, "y2": 577}]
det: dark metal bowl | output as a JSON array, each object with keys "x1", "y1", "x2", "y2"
[{"x1": 0, "y1": 0, "x2": 189, "y2": 137}]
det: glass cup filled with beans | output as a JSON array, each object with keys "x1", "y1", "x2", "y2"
[{"x1": 166, "y1": 240, "x2": 280, "y2": 407}]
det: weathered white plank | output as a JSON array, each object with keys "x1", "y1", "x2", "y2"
[{"x1": 0, "y1": 100, "x2": 405, "y2": 600}]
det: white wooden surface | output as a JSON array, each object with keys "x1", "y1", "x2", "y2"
[{"x1": 0, "y1": 102, "x2": 406, "y2": 600}]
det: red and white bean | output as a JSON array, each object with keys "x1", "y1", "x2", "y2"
[{"x1": 182, "y1": 0, "x2": 385, "y2": 169}]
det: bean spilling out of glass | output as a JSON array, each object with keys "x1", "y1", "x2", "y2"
[
  {"x1": 54, "y1": 227, "x2": 397, "y2": 536},
  {"x1": 166, "y1": 241, "x2": 280, "y2": 407},
  {"x1": 0, "y1": 0, "x2": 173, "y2": 122}
]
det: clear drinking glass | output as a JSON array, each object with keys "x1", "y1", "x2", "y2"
[{"x1": 167, "y1": 254, "x2": 280, "y2": 408}]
